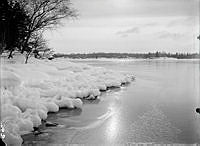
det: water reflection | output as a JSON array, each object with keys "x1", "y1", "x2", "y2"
[
  {"x1": 105, "y1": 108, "x2": 119, "y2": 142},
  {"x1": 104, "y1": 91, "x2": 123, "y2": 142}
]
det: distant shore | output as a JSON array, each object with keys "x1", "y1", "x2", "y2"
[{"x1": 53, "y1": 52, "x2": 200, "y2": 59}]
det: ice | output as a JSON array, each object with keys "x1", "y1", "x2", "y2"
[{"x1": 0, "y1": 57, "x2": 133, "y2": 145}]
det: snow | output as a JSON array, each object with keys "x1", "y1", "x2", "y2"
[{"x1": 0, "y1": 56, "x2": 133, "y2": 146}]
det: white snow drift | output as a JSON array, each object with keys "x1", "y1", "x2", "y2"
[{"x1": 0, "y1": 57, "x2": 133, "y2": 146}]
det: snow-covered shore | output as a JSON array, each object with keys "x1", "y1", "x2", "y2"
[{"x1": 0, "y1": 56, "x2": 133, "y2": 145}]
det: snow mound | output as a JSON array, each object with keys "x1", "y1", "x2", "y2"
[
  {"x1": 0, "y1": 57, "x2": 133, "y2": 145},
  {"x1": 1, "y1": 71, "x2": 21, "y2": 88}
]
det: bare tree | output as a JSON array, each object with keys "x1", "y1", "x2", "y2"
[
  {"x1": 18, "y1": 0, "x2": 77, "y2": 54},
  {"x1": 24, "y1": 32, "x2": 44, "y2": 63},
  {"x1": 29, "y1": 32, "x2": 47, "y2": 51}
]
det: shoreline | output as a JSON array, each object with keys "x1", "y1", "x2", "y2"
[
  {"x1": 1, "y1": 57, "x2": 134, "y2": 145},
  {"x1": 21, "y1": 82, "x2": 131, "y2": 145}
]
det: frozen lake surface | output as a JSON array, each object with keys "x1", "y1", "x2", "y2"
[{"x1": 23, "y1": 59, "x2": 200, "y2": 144}]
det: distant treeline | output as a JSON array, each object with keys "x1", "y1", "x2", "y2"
[{"x1": 53, "y1": 52, "x2": 200, "y2": 59}]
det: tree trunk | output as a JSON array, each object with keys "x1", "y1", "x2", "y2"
[
  {"x1": 8, "y1": 49, "x2": 13, "y2": 59},
  {"x1": 0, "y1": 45, "x2": 4, "y2": 55},
  {"x1": 21, "y1": 32, "x2": 31, "y2": 54},
  {"x1": 1, "y1": 25, "x2": 6, "y2": 55},
  {"x1": 25, "y1": 51, "x2": 31, "y2": 64}
]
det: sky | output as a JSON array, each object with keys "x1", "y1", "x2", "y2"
[{"x1": 44, "y1": 0, "x2": 200, "y2": 53}]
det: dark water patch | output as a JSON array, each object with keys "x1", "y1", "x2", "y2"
[
  {"x1": 45, "y1": 121, "x2": 59, "y2": 127},
  {"x1": 48, "y1": 108, "x2": 82, "y2": 119},
  {"x1": 82, "y1": 98, "x2": 101, "y2": 104}
]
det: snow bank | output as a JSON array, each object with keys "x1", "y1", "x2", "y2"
[{"x1": 0, "y1": 57, "x2": 133, "y2": 145}]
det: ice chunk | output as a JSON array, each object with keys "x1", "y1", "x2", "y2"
[
  {"x1": 54, "y1": 97, "x2": 74, "y2": 109},
  {"x1": 72, "y1": 98, "x2": 83, "y2": 109},
  {"x1": 16, "y1": 118, "x2": 34, "y2": 133},
  {"x1": 37, "y1": 109, "x2": 48, "y2": 120},
  {"x1": 22, "y1": 109, "x2": 41, "y2": 127},
  {"x1": 43, "y1": 101, "x2": 59, "y2": 112}
]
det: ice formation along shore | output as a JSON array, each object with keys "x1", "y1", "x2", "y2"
[{"x1": 0, "y1": 57, "x2": 133, "y2": 145}]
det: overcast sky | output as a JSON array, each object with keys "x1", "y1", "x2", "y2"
[{"x1": 44, "y1": 0, "x2": 199, "y2": 53}]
